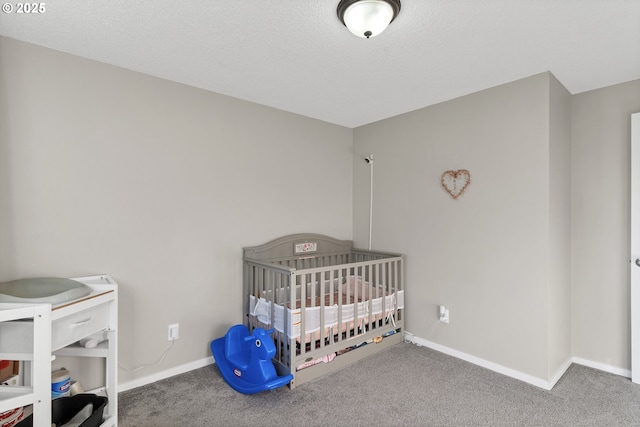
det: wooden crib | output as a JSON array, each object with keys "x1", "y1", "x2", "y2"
[{"x1": 243, "y1": 233, "x2": 404, "y2": 389}]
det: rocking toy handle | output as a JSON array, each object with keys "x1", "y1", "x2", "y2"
[{"x1": 243, "y1": 328, "x2": 275, "y2": 342}]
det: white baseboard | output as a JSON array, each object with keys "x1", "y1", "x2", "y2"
[
  {"x1": 571, "y1": 356, "x2": 631, "y2": 379},
  {"x1": 404, "y1": 332, "x2": 570, "y2": 390},
  {"x1": 118, "y1": 356, "x2": 214, "y2": 393},
  {"x1": 549, "y1": 356, "x2": 574, "y2": 387},
  {"x1": 118, "y1": 334, "x2": 632, "y2": 393}
]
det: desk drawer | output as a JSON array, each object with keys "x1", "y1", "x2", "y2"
[{"x1": 52, "y1": 303, "x2": 110, "y2": 350}]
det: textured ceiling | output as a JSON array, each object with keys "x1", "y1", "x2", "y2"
[{"x1": 1, "y1": 0, "x2": 639, "y2": 128}]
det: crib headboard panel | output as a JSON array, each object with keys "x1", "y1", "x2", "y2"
[{"x1": 243, "y1": 233, "x2": 352, "y2": 262}]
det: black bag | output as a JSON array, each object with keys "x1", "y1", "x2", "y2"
[{"x1": 16, "y1": 394, "x2": 107, "y2": 427}]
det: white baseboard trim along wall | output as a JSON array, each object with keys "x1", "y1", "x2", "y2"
[
  {"x1": 403, "y1": 331, "x2": 631, "y2": 390},
  {"x1": 118, "y1": 356, "x2": 214, "y2": 393},
  {"x1": 571, "y1": 356, "x2": 632, "y2": 379},
  {"x1": 117, "y1": 333, "x2": 632, "y2": 393}
]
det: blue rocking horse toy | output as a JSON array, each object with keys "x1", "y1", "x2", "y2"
[{"x1": 210, "y1": 324, "x2": 293, "y2": 394}]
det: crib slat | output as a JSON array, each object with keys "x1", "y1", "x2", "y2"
[
  {"x1": 319, "y1": 271, "x2": 325, "y2": 349},
  {"x1": 337, "y1": 268, "x2": 343, "y2": 344},
  {"x1": 367, "y1": 263, "x2": 373, "y2": 333},
  {"x1": 380, "y1": 261, "x2": 386, "y2": 326},
  {"x1": 300, "y1": 273, "x2": 306, "y2": 355},
  {"x1": 329, "y1": 269, "x2": 335, "y2": 345},
  {"x1": 270, "y1": 269, "x2": 276, "y2": 333},
  {"x1": 348, "y1": 266, "x2": 354, "y2": 338},
  {"x1": 289, "y1": 270, "x2": 296, "y2": 364}
]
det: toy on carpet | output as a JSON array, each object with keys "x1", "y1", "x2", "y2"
[{"x1": 210, "y1": 324, "x2": 293, "y2": 394}]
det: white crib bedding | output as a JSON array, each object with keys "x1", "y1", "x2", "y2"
[{"x1": 249, "y1": 276, "x2": 404, "y2": 343}]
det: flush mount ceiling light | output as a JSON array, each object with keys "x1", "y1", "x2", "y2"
[{"x1": 337, "y1": 0, "x2": 401, "y2": 39}]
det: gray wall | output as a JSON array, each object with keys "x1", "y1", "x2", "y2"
[
  {"x1": 548, "y1": 74, "x2": 572, "y2": 379},
  {"x1": 0, "y1": 36, "x2": 353, "y2": 385},
  {"x1": 353, "y1": 73, "x2": 572, "y2": 383},
  {"x1": 572, "y1": 79, "x2": 640, "y2": 370},
  {"x1": 2, "y1": 33, "x2": 639, "y2": 388},
  {"x1": 352, "y1": 76, "x2": 640, "y2": 382}
]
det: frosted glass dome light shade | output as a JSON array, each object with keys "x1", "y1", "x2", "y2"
[{"x1": 337, "y1": 0, "x2": 401, "y2": 39}]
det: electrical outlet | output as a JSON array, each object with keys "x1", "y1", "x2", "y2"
[
  {"x1": 168, "y1": 323, "x2": 179, "y2": 341},
  {"x1": 439, "y1": 305, "x2": 450, "y2": 324}
]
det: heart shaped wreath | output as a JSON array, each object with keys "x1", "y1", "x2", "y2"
[{"x1": 441, "y1": 169, "x2": 471, "y2": 200}]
